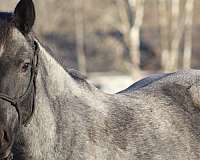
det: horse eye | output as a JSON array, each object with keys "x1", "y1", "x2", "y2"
[{"x1": 21, "y1": 63, "x2": 31, "y2": 73}]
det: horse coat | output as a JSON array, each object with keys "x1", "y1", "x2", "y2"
[
  {"x1": 13, "y1": 43, "x2": 200, "y2": 159},
  {"x1": 0, "y1": 0, "x2": 200, "y2": 160}
]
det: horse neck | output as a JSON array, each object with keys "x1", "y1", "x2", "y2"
[
  {"x1": 37, "y1": 42, "x2": 113, "y2": 116},
  {"x1": 37, "y1": 43, "x2": 85, "y2": 98},
  {"x1": 35, "y1": 43, "x2": 109, "y2": 113},
  {"x1": 21, "y1": 43, "x2": 120, "y2": 159},
  {"x1": 21, "y1": 43, "x2": 90, "y2": 157}
]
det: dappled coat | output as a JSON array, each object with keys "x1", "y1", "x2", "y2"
[
  {"x1": 0, "y1": 0, "x2": 200, "y2": 160},
  {"x1": 15, "y1": 48, "x2": 200, "y2": 160}
]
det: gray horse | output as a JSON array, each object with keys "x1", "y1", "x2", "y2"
[{"x1": 1, "y1": 0, "x2": 200, "y2": 160}]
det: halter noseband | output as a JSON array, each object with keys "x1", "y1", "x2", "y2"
[{"x1": 0, "y1": 41, "x2": 39, "y2": 127}]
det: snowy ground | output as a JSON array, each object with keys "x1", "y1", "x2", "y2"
[{"x1": 88, "y1": 71, "x2": 154, "y2": 94}]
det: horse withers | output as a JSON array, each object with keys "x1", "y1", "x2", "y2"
[{"x1": 1, "y1": 0, "x2": 200, "y2": 160}]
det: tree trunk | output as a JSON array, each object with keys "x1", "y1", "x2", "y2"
[
  {"x1": 158, "y1": 0, "x2": 170, "y2": 71},
  {"x1": 115, "y1": 0, "x2": 131, "y2": 34},
  {"x1": 128, "y1": 0, "x2": 145, "y2": 72},
  {"x1": 74, "y1": 0, "x2": 87, "y2": 74},
  {"x1": 169, "y1": 0, "x2": 181, "y2": 71},
  {"x1": 183, "y1": 0, "x2": 194, "y2": 69}
]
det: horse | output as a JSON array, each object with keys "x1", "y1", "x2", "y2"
[{"x1": 1, "y1": 0, "x2": 200, "y2": 159}]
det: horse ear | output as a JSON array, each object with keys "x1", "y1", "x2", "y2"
[{"x1": 14, "y1": 0, "x2": 35, "y2": 34}]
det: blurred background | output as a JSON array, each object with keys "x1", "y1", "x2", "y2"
[{"x1": 0, "y1": 0, "x2": 199, "y2": 93}]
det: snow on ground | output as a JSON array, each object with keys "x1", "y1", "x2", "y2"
[{"x1": 88, "y1": 71, "x2": 154, "y2": 94}]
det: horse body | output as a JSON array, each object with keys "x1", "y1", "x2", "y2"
[
  {"x1": 14, "y1": 43, "x2": 129, "y2": 160},
  {"x1": 1, "y1": 1, "x2": 200, "y2": 160},
  {"x1": 13, "y1": 43, "x2": 200, "y2": 160}
]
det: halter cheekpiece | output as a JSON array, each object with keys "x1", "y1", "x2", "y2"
[{"x1": 0, "y1": 41, "x2": 39, "y2": 127}]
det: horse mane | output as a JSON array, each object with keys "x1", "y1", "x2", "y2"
[{"x1": 34, "y1": 36, "x2": 89, "y2": 85}]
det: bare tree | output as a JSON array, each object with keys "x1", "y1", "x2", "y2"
[
  {"x1": 115, "y1": 0, "x2": 131, "y2": 35},
  {"x1": 158, "y1": 0, "x2": 185, "y2": 71},
  {"x1": 183, "y1": 0, "x2": 194, "y2": 69},
  {"x1": 169, "y1": 0, "x2": 182, "y2": 71},
  {"x1": 115, "y1": 0, "x2": 145, "y2": 75},
  {"x1": 74, "y1": 0, "x2": 87, "y2": 74},
  {"x1": 129, "y1": 0, "x2": 145, "y2": 71},
  {"x1": 158, "y1": 0, "x2": 170, "y2": 71}
]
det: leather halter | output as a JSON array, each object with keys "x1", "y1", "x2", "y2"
[{"x1": 0, "y1": 41, "x2": 39, "y2": 126}]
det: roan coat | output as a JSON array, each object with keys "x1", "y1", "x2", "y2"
[{"x1": 0, "y1": 0, "x2": 200, "y2": 160}]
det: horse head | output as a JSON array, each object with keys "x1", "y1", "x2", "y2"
[{"x1": 0, "y1": 0, "x2": 37, "y2": 159}]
